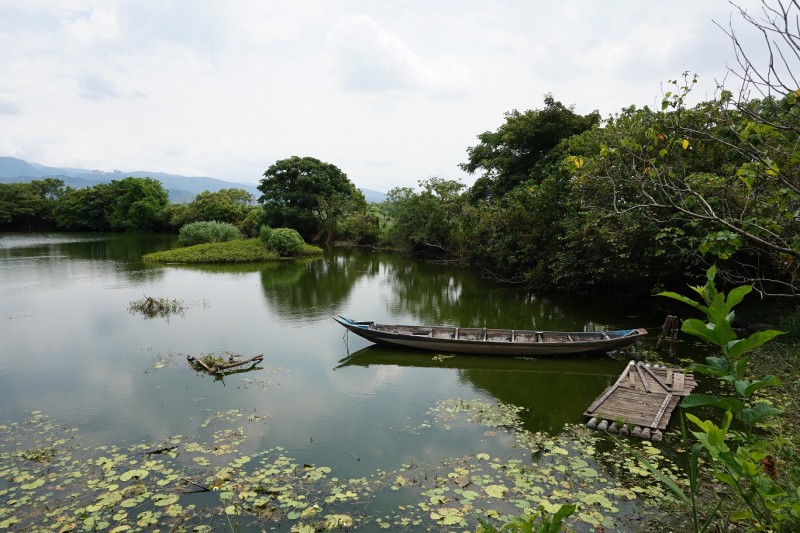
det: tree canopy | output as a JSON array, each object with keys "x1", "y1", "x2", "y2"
[
  {"x1": 257, "y1": 156, "x2": 366, "y2": 242},
  {"x1": 461, "y1": 95, "x2": 600, "y2": 202}
]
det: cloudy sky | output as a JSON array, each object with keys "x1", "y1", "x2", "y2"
[{"x1": 0, "y1": 1, "x2": 764, "y2": 192}]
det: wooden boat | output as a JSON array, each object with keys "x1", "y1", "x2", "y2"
[{"x1": 333, "y1": 316, "x2": 648, "y2": 356}]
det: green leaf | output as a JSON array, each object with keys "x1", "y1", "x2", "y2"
[
  {"x1": 624, "y1": 443, "x2": 690, "y2": 505},
  {"x1": 726, "y1": 330, "x2": 785, "y2": 358},
  {"x1": 153, "y1": 493, "x2": 179, "y2": 507},
  {"x1": 120, "y1": 469, "x2": 148, "y2": 482},
  {"x1": 734, "y1": 376, "x2": 780, "y2": 398},
  {"x1": 657, "y1": 291, "x2": 706, "y2": 312},
  {"x1": 730, "y1": 509, "x2": 754, "y2": 522},
  {"x1": 690, "y1": 356, "x2": 733, "y2": 378},
  {"x1": 713, "y1": 471, "x2": 740, "y2": 488},
  {"x1": 550, "y1": 503, "x2": 577, "y2": 529},
  {"x1": 724, "y1": 285, "x2": 752, "y2": 311},
  {"x1": 681, "y1": 318, "x2": 736, "y2": 347},
  {"x1": 681, "y1": 393, "x2": 743, "y2": 413},
  {"x1": 740, "y1": 403, "x2": 783, "y2": 427},
  {"x1": 485, "y1": 484, "x2": 507, "y2": 498}
]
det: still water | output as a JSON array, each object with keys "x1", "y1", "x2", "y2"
[{"x1": 0, "y1": 232, "x2": 675, "y2": 529}]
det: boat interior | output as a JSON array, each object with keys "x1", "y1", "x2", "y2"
[{"x1": 371, "y1": 324, "x2": 612, "y2": 343}]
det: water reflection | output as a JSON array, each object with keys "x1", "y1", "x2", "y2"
[
  {"x1": 337, "y1": 345, "x2": 627, "y2": 433},
  {"x1": 334, "y1": 247, "x2": 663, "y2": 332},
  {"x1": 259, "y1": 248, "x2": 373, "y2": 320},
  {"x1": 0, "y1": 232, "x2": 176, "y2": 297}
]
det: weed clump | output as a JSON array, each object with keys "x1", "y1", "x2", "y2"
[{"x1": 129, "y1": 296, "x2": 187, "y2": 318}]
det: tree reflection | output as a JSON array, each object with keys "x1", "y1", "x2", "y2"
[
  {"x1": 0, "y1": 232, "x2": 174, "y2": 284},
  {"x1": 338, "y1": 345, "x2": 625, "y2": 433},
  {"x1": 384, "y1": 257, "x2": 651, "y2": 331},
  {"x1": 259, "y1": 247, "x2": 375, "y2": 320}
]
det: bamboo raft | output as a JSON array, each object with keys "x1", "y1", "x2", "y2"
[{"x1": 583, "y1": 360, "x2": 695, "y2": 441}]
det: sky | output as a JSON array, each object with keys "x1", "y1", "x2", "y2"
[{"x1": 0, "y1": 0, "x2": 767, "y2": 193}]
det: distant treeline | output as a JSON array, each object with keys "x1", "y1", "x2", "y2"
[{"x1": 0, "y1": 177, "x2": 262, "y2": 235}]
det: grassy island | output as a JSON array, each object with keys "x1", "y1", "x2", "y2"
[{"x1": 143, "y1": 238, "x2": 322, "y2": 264}]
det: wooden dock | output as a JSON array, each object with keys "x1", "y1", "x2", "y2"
[{"x1": 583, "y1": 360, "x2": 695, "y2": 441}]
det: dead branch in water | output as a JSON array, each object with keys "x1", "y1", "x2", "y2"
[{"x1": 187, "y1": 352, "x2": 264, "y2": 375}]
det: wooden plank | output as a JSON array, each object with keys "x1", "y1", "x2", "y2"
[
  {"x1": 673, "y1": 372, "x2": 685, "y2": 392},
  {"x1": 635, "y1": 363, "x2": 651, "y2": 393},
  {"x1": 651, "y1": 393, "x2": 674, "y2": 428},
  {"x1": 641, "y1": 364, "x2": 671, "y2": 392}
]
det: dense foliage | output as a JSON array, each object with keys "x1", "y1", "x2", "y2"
[
  {"x1": 375, "y1": 80, "x2": 800, "y2": 294},
  {"x1": 264, "y1": 227, "x2": 305, "y2": 256},
  {"x1": 0, "y1": 177, "x2": 169, "y2": 232},
  {"x1": 653, "y1": 267, "x2": 799, "y2": 531},
  {"x1": 257, "y1": 156, "x2": 366, "y2": 242},
  {"x1": 462, "y1": 95, "x2": 600, "y2": 202},
  {"x1": 163, "y1": 188, "x2": 261, "y2": 235}
]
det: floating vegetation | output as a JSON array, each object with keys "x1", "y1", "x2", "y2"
[
  {"x1": 187, "y1": 351, "x2": 264, "y2": 376},
  {"x1": 128, "y1": 295, "x2": 188, "y2": 319},
  {"x1": 144, "y1": 352, "x2": 179, "y2": 373},
  {"x1": 0, "y1": 401, "x2": 689, "y2": 531}
]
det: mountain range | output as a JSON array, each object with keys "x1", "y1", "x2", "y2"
[{"x1": 0, "y1": 156, "x2": 386, "y2": 204}]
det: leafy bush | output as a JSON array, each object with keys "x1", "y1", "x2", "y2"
[
  {"x1": 178, "y1": 221, "x2": 241, "y2": 246},
  {"x1": 651, "y1": 266, "x2": 797, "y2": 532},
  {"x1": 258, "y1": 225, "x2": 274, "y2": 247},
  {"x1": 266, "y1": 228, "x2": 305, "y2": 256}
]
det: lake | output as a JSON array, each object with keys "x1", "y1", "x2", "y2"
[{"x1": 0, "y1": 232, "x2": 685, "y2": 531}]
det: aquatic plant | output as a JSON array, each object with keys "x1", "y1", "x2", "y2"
[
  {"x1": 128, "y1": 296, "x2": 187, "y2": 319},
  {"x1": 655, "y1": 265, "x2": 799, "y2": 531},
  {"x1": 0, "y1": 401, "x2": 688, "y2": 531}
]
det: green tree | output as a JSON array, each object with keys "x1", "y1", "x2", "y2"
[
  {"x1": 382, "y1": 177, "x2": 466, "y2": 253},
  {"x1": 257, "y1": 156, "x2": 365, "y2": 242},
  {"x1": 461, "y1": 95, "x2": 600, "y2": 202},
  {"x1": 53, "y1": 184, "x2": 115, "y2": 230},
  {"x1": 187, "y1": 188, "x2": 253, "y2": 225},
  {"x1": 0, "y1": 179, "x2": 65, "y2": 230},
  {"x1": 565, "y1": 0, "x2": 800, "y2": 295},
  {"x1": 106, "y1": 177, "x2": 169, "y2": 232}
]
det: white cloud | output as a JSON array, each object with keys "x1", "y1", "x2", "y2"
[
  {"x1": 0, "y1": 0, "x2": 771, "y2": 192},
  {"x1": 325, "y1": 14, "x2": 470, "y2": 95},
  {"x1": 62, "y1": 7, "x2": 119, "y2": 46},
  {"x1": 0, "y1": 91, "x2": 22, "y2": 115}
]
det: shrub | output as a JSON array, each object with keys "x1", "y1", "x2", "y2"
[
  {"x1": 266, "y1": 228, "x2": 305, "y2": 256},
  {"x1": 178, "y1": 221, "x2": 241, "y2": 246},
  {"x1": 258, "y1": 225, "x2": 274, "y2": 247}
]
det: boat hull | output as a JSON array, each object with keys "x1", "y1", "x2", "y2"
[{"x1": 334, "y1": 316, "x2": 648, "y2": 356}]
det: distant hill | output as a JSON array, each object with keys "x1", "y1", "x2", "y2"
[{"x1": 0, "y1": 156, "x2": 386, "y2": 204}]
